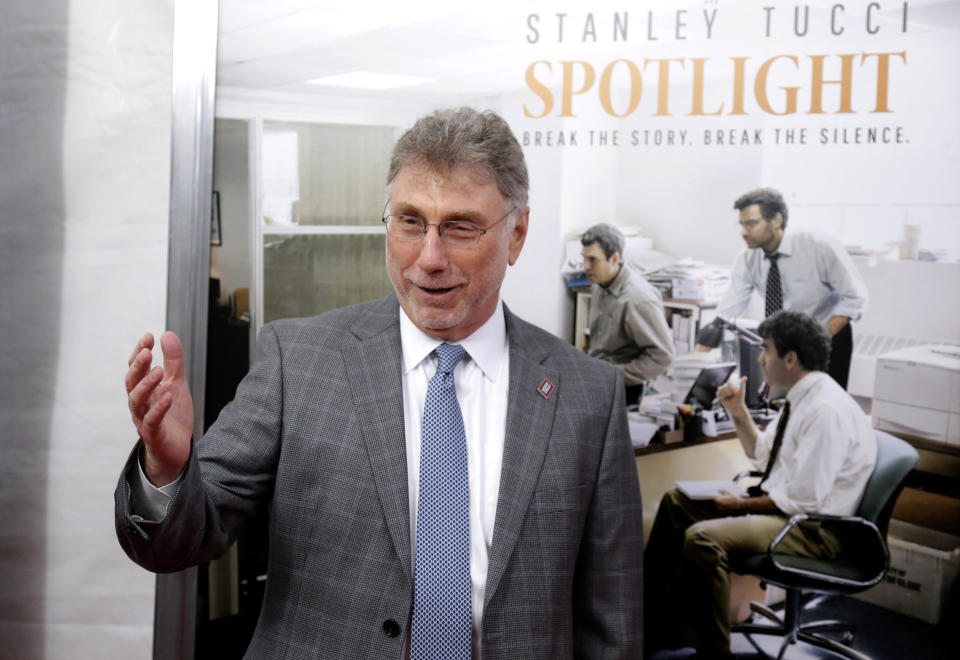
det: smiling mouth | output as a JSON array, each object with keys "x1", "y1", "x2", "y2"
[{"x1": 416, "y1": 283, "x2": 462, "y2": 298}]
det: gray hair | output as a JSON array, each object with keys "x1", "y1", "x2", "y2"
[
  {"x1": 580, "y1": 223, "x2": 625, "y2": 259},
  {"x1": 387, "y1": 107, "x2": 529, "y2": 209}
]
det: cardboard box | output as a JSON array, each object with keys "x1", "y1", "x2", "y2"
[{"x1": 853, "y1": 520, "x2": 960, "y2": 624}]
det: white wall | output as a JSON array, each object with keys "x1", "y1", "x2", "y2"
[{"x1": 0, "y1": 1, "x2": 171, "y2": 657}]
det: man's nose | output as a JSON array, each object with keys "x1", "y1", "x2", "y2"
[{"x1": 417, "y1": 225, "x2": 449, "y2": 268}]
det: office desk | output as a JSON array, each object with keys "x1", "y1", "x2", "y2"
[
  {"x1": 890, "y1": 433, "x2": 960, "y2": 536},
  {"x1": 634, "y1": 433, "x2": 753, "y2": 542},
  {"x1": 634, "y1": 432, "x2": 763, "y2": 620},
  {"x1": 896, "y1": 432, "x2": 960, "y2": 459},
  {"x1": 635, "y1": 429, "x2": 735, "y2": 456}
]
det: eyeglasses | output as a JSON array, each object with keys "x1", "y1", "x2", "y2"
[{"x1": 382, "y1": 206, "x2": 516, "y2": 247}]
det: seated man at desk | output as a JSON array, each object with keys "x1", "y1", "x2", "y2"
[
  {"x1": 644, "y1": 310, "x2": 877, "y2": 658},
  {"x1": 580, "y1": 223, "x2": 674, "y2": 405}
]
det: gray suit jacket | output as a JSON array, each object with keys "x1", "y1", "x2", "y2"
[{"x1": 116, "y1": 295, "x2": 643, "y2": 659}]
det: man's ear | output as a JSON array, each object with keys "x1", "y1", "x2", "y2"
[
  {"x1": 784, "y1": 350, "x2": 799, "y2": 370},
  {"x1": 507, "y1": 206, "x2": 529, "y2": 266},
  {"x1": 611, "y1": 252, "x2": 621, "y2": 267},
  {"x1": 771, "y1": 212, "x2": 784, "y2": 231}
]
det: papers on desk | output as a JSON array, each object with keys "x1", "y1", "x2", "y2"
[
  {"x1": 675, "y1": 480, "x2": 746, "y2": 500},
  {"x1": 646, "y1": 258, "x2": 730, "y2": 303},
  {"x1": 627, "y1": 411, "x2": 660, "y2": 448},
  {"x1": 635, "y1": 391, "x2": 676, "y2": 431},
  {"x1": 652, "y1": 351, "x2": 728, "y2": 407}
]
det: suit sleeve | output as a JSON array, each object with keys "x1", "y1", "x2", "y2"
[
  {"x1": 115, "y1": 323, "x2": 285, "y2": 572},
  {"x1": 572, "y1": 369, "x2": 644, "y2": 658}
]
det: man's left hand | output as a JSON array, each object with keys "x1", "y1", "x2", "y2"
[
  {"x1": 825, "y1": 315, "x2": 850, "y2": 336},
  {"x1": 713, "y1": 491, "x2": 744, "y2": 514},
  {"x1": 714, "y1": 492, "x2": 781, "y2": 516}
]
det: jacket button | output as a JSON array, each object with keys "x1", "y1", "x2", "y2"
[{"x1": 382, "y1": 619, "x2": 401, "y2": 638}]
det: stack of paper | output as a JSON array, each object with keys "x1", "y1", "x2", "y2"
[
  {"x1": 657, "y1": 353, "x2": 724, "y2": 403},
  {"x1": 627, "y1": 411, "x2": 660, "y2": 448},
  {"x1": 648, "y1": 258, "x2": 730, "y2": 303},
  {"x1": 675, "y1": 480, "x2": 746, "y2": 500}
]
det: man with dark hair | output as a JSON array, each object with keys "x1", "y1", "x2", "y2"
[
  {"x1": 116, "y1": 107, "x2": 644, "y2": 658},
  {"x1": 697, "y1": 187, "x2": 868, "y2": 389},
  {"x1": 758, "y1": 307, "x2": 831, "y2": 373},
  {"x1": 646, "y1": 310, "x2": 876, "y2": 658},
  {"x1": 580, "y1": 222, "x2": 674, "y2": 405}
]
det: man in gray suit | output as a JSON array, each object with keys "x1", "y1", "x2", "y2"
[{"x1": 118, "y1": 107, "x2": 643, "y2": 658}]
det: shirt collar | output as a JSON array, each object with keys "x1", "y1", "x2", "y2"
[
  {"x1": 602, "y1": 262, "x2": 631, "y2": 295},
  {"x1": 786, "y1": 370, "x2": 826, "y2": 403},
  {"x1": 398, "y1": 298, "x2": 508, "y2": 383},
  {"x1": 770, "y1": 230, "x2": 793, "y2": 258}
]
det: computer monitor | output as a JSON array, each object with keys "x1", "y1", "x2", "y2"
[
  {"x1": 685, "y1": 363, "x2": 737, "y2": 408},
  {"x1": 737, "y1": 335, "x2": 766, "y2": 409}
]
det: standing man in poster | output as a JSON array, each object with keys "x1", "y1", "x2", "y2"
[
  {"x1": 116, "y1": 107, "x2": 644, "y2": 659},
  {"x1": 697, "y1": 188, "x2": 868, "y2": 389},
  {"x1": 581, "y1": 223, "x2": 674, "y2": 406}
]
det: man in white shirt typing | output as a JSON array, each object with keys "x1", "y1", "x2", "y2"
[{"x1": 645, "y1": 310, "x2": 876, "y2": 658}]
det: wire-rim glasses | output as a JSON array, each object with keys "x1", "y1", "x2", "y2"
[{"x1": 382, "y1": 205, "x2": 516, "y2": 247}]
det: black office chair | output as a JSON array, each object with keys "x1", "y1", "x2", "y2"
[{"x1": 730, "y1": 430, "x2": 918, "y2": 660}]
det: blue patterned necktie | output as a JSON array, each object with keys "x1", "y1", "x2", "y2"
[{"x1": 411, "y1": 343, "x2": 471, "y2": 659}]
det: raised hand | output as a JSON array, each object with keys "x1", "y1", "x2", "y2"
[
  {"x1": 716, "y1": 376, "x2": 747, "y2": 414},
  {"x1": 125, "y1": 331, "x2": 195, "y2": 486}
]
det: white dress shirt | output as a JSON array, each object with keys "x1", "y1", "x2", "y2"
[
  {"x1": 132, "y1": 301, "x2": 511, "y2": 657},
  {"x1": 718, "y1": 229, "x2": 869, "y2": 326},
  {"x1": 399, "y1": 300, "x2": 509, "y2": 656},
  {"x1": 753, "y1": 371, "x2": 877, "y2": 516}
]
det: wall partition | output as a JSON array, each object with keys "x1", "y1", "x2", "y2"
[
  {"x1": 0, "y1": 1, "x2": 176, "y2": 658},
  {"x1": 155, "y1": 1, "x2": 219, "y2": 659}
]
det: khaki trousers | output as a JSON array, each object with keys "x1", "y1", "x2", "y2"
[{"x1": 644, "y1": 489, "x2": 841, "y2": 656}]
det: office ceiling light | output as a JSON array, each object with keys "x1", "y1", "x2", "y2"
[{"x1": 306, "y1": 72, "x2": 434, "y2": 89}]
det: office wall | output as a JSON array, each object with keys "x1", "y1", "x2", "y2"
[{"x1": 0, "y1": 1, "x2": 172, "y2": 657}]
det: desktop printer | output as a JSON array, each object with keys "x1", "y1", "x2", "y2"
[{"x1": 872, "y1": 344, "x2": 960, "y2": 446}]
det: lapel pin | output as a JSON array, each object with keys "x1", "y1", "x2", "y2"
[{"x1": 537, "y1": 377, "x2": 555, "y2": 399}]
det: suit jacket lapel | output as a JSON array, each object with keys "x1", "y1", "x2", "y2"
[
  {"x1": 342, "y1": 295, "x2": 413, "y2": 581},
  {"x1": 484, "y1": 307, "x2": 559, "y2": 609}
]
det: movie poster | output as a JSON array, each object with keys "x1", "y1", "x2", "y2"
[{"x1": 217, "y1": 0, "x2": 959, "y2": 344}]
